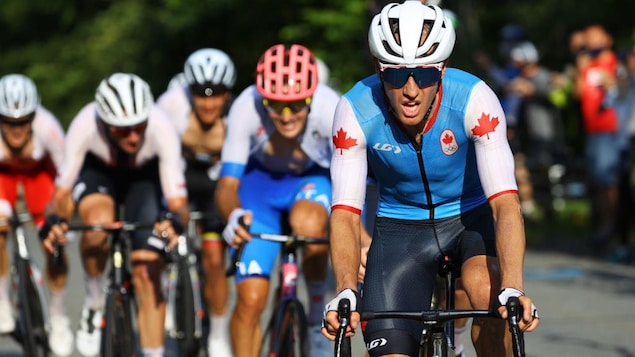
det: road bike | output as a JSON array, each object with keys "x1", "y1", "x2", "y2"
[
  {"x1": 68, "y1": 220, "x2": 157, "y2": 357},
  {"x1": 4, "y1": 182, "x2": 50, "y2": 357},
  {"x1": 164, "y1": 211, "x2": 205, "y2": 355},
  {"x1": 226, "y1": 230, "x2": 329, "y2": 357},
  {"x1": 335, "y1": 256, "x2": 526, "y2": 357}
]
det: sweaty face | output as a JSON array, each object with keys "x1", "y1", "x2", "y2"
[
  {"x1": 0, "y1": 114, "x2": 34, "y2": 150},
  {"x1": 192, "y1": 93, "x2": 229, "y2": 125},
  {"x1": 107, "y1": 122, "x2": 147, "y2": 154},
  {"x1": 382, "y1": 73, "x2": 440, "y2": 134},
  {"x1": 263, "y1": 98, "x2": 311, "y2": 139}
]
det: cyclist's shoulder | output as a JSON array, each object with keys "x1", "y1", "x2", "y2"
[{"x1": 156, "y1": 86, "x2": 188, "y2": 109}]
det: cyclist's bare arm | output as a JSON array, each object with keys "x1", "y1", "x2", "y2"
[
  {"x1": 215, "y1": 176, "x2": 252, "y2": 246},
  {"x1": 323, "y1": 208, "x2": 362, "y2": 340},
  {"x1": 490, "y1": 192, "x2": 539, "y2": 331}
]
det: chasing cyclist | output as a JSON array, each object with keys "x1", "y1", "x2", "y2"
[
  {"x1": 41, "y1": 73, "x2": 189, "y2": 357},
  {"x1": 322, "y1": 2, "x2": 540, "y2": 356},
  {"x1": 216, "y1": 43, "x2": 338, "y2": 357},
  {"x1": 156, "y1": 47, "x2": 236, "y2": 356},
  {"x1": 0, "y1": 73, "x2": 74, "y2": 356}
]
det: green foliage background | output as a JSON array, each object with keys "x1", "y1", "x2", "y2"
[{"x1": 1, "y1": 0, "x2": 634, "y2": 127}]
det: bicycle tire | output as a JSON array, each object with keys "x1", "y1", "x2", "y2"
[
  {"x1": 101, "y1": 289, "x2": 135, "y2": 357},
  {"x1": 423, "y1": 329, "x2": 450, "y2": 357},
  {"x1": 276, "y1": 299, "x2": 308, "y2": 357},
  {"x1": 14, "y1": 259, "x2": 49, "y2": 357},
  {"x1": 174, "y1": 258, "x2": 200, "y2": 355}
]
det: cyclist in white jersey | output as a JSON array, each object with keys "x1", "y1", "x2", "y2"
[
  {"x1": 217, "y1": 43, "x2": 339, "y2": 357},
  {"x1": 321, "y1": 2, "x2": 540, "y2": 357},
  {"x1": 0, "y1": 73, "x2": 74, "y2": 356},
  {"x1": 41, "y1": 73, "x2": 188, "y2": 357},
  {"x1": 156, "y1": 47, "x2": 236, "y2": 356}
]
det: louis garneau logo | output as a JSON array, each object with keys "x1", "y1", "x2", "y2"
[
  {"x1": 367, "y1": 337, "x2": 388, "y2": 350},
  {"x1": 372, "y1": 142, "x2": 402, "y2": 154}
]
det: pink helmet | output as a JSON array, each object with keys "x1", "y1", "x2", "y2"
[{"x1": 256, "y1": 44, "x2": 318, "y2": 101}]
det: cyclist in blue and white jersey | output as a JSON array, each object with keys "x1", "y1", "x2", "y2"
[
  {"x1": 322, "y1": 2, "x2": 540, "y2": 357},
  {"x1": 156, "y1": 48, "x2": 236, "y2": 356},
  {"x1": 217, "y1": 43, "x2": 339, "y2": 357},
  {"x1": 42, "y1": 73, "x2": 188, "y2": 357}
]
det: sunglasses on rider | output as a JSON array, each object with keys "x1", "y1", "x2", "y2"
[
  {"x1": 0, "y1": 113, "x2": 35, "y2": 127},
  {"x1": 108, "y1": 121, "x2": 148, "y2": 138},
  {"x1": 379, "y1": 63, "x2": 442, "y2": 88},
  {"x1": 262, "y1": 97, "x2": 312, "y2": 115}
]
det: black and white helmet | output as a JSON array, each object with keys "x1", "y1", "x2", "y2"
[
  {"x1": 0, "y1": 74, "x2": 39, "y2": 118},
  {"x1": 95, "y1": 73, "x2": 153, "y2": 127},
  {"x1": 368, "y1": 1, "x2": 456, "y2": 66},
  {"x1": 184, "y1": 48, "x2": 237, "y2": 89}
]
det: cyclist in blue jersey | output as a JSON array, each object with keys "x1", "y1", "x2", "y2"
[
  {"x1": 321, "y1": 2, "x2": 540, "y2": 357},
  {"x1": 216, "y1": 43, "x2": 339, "y2": 357}
]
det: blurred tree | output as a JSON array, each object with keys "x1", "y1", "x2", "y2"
[{"x1": 0, "y1": 0, "x2": 633, "y2": 127}]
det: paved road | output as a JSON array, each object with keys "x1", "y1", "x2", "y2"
[{"x1": 2, "y1": 235, "x2": 635, "y2": 356}]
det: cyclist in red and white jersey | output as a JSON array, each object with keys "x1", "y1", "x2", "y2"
[
  {"x1": 156, "y1": 47, "x2": 236, "y2": 356},
  {"x1": 0, "y1": 73, "x2": 74, "y2": 356},
  {"x1": 42, "y1": 73, "x2": 188, "y2": 357}
]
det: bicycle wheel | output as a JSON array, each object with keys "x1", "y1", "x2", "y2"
[
  {"x1": 275, "y1": 299, "x2": 308, "y2": 357},
  {"x1": 174, "y1": 259, "x2": 200, "y2": 355},
  {"x1": 14, "y1": 259, "x2": 49, "y2": 357},
  {"x1": 101, "y1": 289, "x2": 135, "y2": 357}
]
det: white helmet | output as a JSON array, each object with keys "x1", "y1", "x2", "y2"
[
  {"x1": 183, "y1": 48, "x2": 237, "y2": 89},
  {"x1": 0, "y1": 74, "x2": 40, "y2": 118},
  {"x1": 95, "y1": 73, "x2": 153, "y2": 127},
  {"x1": 368, "y1": 1, "x2": 456, "y2": 66}
]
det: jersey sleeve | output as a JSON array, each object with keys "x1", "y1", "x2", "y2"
[
  {"x1": 55, "y1": 104, "x2": 95, "y2": 190},
  {"x1": 464, "y1": 81, "x2": 518, "y2": 199},
  {"x1": 151, "y1": 108, "x2": 187, "y2": 199},
  {"x1": 33, "y1": 107, "x2": 65, "y2": 171},
  {"x1": 219, "y1": 86, "x2": 260, "y2": 179},
  {"x1": 330, "y1": 98, "x2": 368, "y2": 215}
]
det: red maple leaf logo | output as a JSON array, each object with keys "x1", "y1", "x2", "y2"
[
  {"x1": 333, "y1": 127, "x2": 357, "y2": 154},
  {"x1": 471, "y1": 112, "x2": 499, "y2": 140},
  {"x1": 442, "y1": 132, "x2": 454, "y2": 144}
]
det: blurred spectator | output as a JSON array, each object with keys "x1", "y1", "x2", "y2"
[
  {"x1": 577, "y1": 24, "x2": 620, "y2": 248},
  {"x1": 610, "y1": 46, "x2": 635, "y2": 263},
  {"x1": 506, "y1": 41, "x2": 565, "y2": 219}
]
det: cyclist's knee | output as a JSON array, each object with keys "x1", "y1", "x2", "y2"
[
  {"x1": 201, "y1": 242, "x2": 225, "y2": 267},
  {"x1": 289, "y1": 201, "x2": 328, "y2": 236},
  {"x1": 235, "y1": 279, "x2": 268, "y2": 317},
  {"x1": 461, "y1": 256, "x2": 500, "y2": 309}
]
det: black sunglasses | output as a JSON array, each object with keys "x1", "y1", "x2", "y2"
[
  {"x1": 380, "y1": 64, "x2": 442, "y2": 88},
  {"x1": 0, "y1": 113, "x2": 35, "y2": 127}
]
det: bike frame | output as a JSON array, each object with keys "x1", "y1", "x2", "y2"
[
  {"x1": 6, "y1": 182, "x2": 50, "y2": 357},
  {"x1": 335, "y1": 256, "x2": 526, "y2": 357}
]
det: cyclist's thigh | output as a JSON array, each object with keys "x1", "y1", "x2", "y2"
[
  {"x1": 22, "y1": 171, "x2": 55, "y2": 226},
  {"x1": 123, "y1": 178, "x2": 164, "y2": 253},
  {"x1": 0, "y1": 173, "x2": 18, "y2": 217},
  {"x1": 233, "y1": 165, "x2": 289, "y2": 283},
  {"x1": 74, "y1": 161, "x2": 117, "y2": 223},
  {"x1": 362, "y1": 217, "x2": 442, "y2": 357}
]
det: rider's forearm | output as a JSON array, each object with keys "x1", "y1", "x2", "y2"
[
  {"x1": 215, "y1": 177, "x2": 241, "y2": 222},
  {"x1": 166, "y1": 196, "x2": 190, "y2": 226},
  {"x1": 330, "y1": 209, "x2": 361, "y2": 292},
  {"x1": 492, "y1": 193, "x2": 526, "y2": 291},
  {"x1": 50, "y1": 187, "x2": 75, "y2": 220}
]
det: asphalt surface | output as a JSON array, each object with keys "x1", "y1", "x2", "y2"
[{"x1": 1, "y1": 234, "x2": 635, "y2": 357}]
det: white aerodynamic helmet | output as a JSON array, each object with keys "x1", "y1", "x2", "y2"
[
  {"x1": 0, "y1": 74, "x2": 40, "y2": 118},
  {"x1": 368, "y1": 1, "x2": 456, "y2": 66},
  {"x1": 95, "y1": 73, "x2": 153, "y2": 127},
  {"x1": 184, "y1": 48, "x2": 237, "y2": 90}
]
